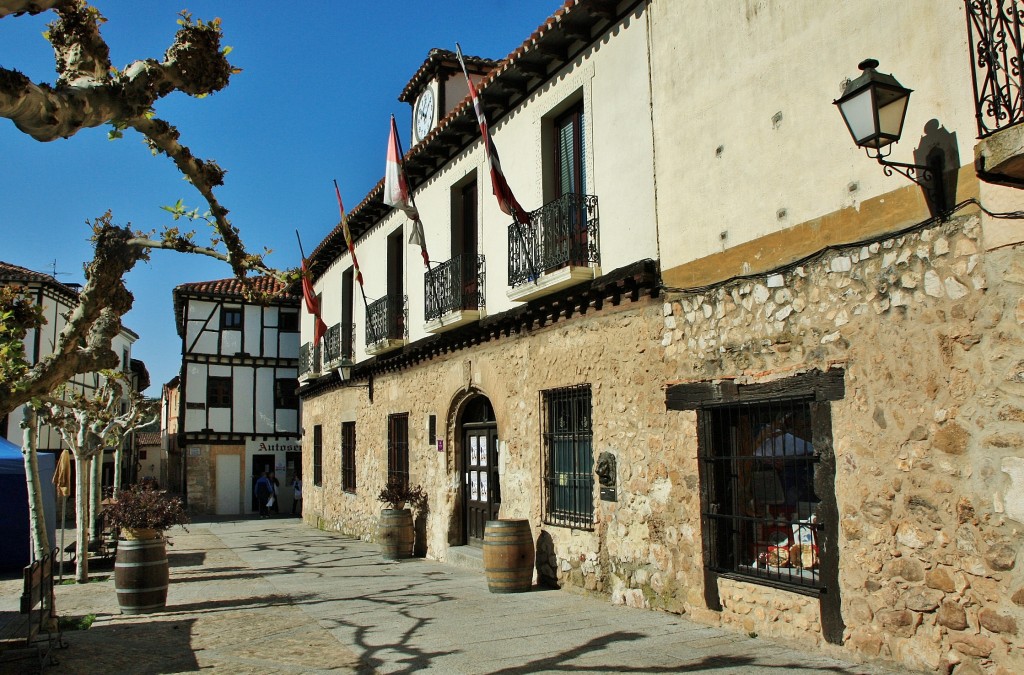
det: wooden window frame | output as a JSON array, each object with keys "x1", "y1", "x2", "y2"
[
  {"x1": 206, "y1": 376, "x2": 232, "y2": 409},
  {"x1": 274, "y1": 378, "x2": 299, "y2": 410},
  {"x1": 221, "y1": 306, "x2": 243, "y2": 330},
  {"x1": 666, "y1": 367, "x2": 845, "y2": 645}
]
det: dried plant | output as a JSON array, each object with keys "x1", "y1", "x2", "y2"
[
  {"x1": 377, "y1": 480, "x2": 427, "y2": 510},
  {"x1": 103, "y1": 484, "x2": 190, "y2": 535}
]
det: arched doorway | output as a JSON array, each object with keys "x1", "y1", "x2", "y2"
[{"x1": 460, "y1": 395, "x2": 498, "y2": 547}]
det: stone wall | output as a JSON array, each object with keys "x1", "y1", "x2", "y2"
[
  {"x1": 303, "y1": 209, "x2": 1023, "y2": 672},
  {"x1": 659, "y1": 210, "x2": 1024, "y2": 673}
]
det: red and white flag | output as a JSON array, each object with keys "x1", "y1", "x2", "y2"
[
  {"x1": 383, "y1": 115, "x2": 418, "y2": 221},
  {"x1": 383, "y1": 115, "x2": 430, "y2": 268},
  {"x1": 301, "y1": 258, "x2": 327, "y2": 345},
  {"x1": 456, "y1": 44, "x2": 529, "y2": 224}
]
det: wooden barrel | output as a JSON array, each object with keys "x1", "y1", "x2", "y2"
[
  {"x1": 114, "y1": 537, "x2": 169, "y2": 614},
  {"x1": 379, "y1": 509, "x2": 414, "y2": 560},
  {"x1": 483, "y1": 520, "x2": 534, "y2": 593}
]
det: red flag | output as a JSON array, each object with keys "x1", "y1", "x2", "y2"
[
  {"x1": 301, "y1": 259, "x2": 327, "y2": 345},
  {"x1": 456, "y1": 46, "x2": 530, "y2": 224},
  {"x1": 334, "y1": 180, "x2": 364, "y2": 288}
]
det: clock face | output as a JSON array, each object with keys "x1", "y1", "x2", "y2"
[{"x1": 415, "y1": 88, "x2": 435, "y2": 142}]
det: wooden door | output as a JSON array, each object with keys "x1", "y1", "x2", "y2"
[{"x1": 463, "y1": 424, "x2": 499, "y2": 547}]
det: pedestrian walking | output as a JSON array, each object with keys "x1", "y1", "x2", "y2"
[
  {"x1": 254, "y1": 471, "x2": 272, "y2": 518},
  {"x1": 269, "y1": 471, "x2": 281, "y2": 514},
  {"x1": 291, "y1": 473, "x2": 303, "y2": 515}
]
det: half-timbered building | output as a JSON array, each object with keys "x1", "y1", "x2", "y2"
[{"x1": 172, "y1": 276, "x2": 302, "y2": 515}]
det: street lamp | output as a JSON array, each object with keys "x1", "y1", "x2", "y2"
[
  {"x1": 834, "y1": 59, "x2": 945, "y2": 214},
  {"x1": 834, "y1": 59, "x2": 912, "y2": 154}
]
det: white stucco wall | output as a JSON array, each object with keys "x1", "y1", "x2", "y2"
[
  {"x1": 310, "y1": 8, "x2": 656, "y2": 360},
  {"x1": 648, "y1": 1, "x2": 979, "y2": 271}
]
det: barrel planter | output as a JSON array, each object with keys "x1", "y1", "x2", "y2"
[
  {"x1": 482, "y1": 519, "x2": 535, "y2": 593},
  {"x1": 379, "y1": 509, "x2": 414, "y2": 560},
  {"x1": 114, "y1": 533, "x2": 169, "y2": 614}
]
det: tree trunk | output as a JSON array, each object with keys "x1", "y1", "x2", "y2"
[
  {"x1": 113, "y1": 438, "x2": 123, "y2": 498},
  {"x1": 75, "y1": 455, "x2": 89, "y2": 583},
  {"x1": 20, "y1": 406, "x2": 50, "y2": 560},
  {"x1": 88, "y1": 450, "x2": 102, "y2": 544}
]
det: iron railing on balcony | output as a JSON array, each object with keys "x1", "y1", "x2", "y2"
[
  {"x1": 298, "y1": 341, "x2": 320, "y2": 377},
  {"x1": 966, "y1": 0, "x2": 1024, "y2": 137},
  {"x1": 324, "y1": 322, "x2": 355, "y2": 366},
  {"x1": 508, "y1": 193, "x2": 599, "y2": 288},
  {"x1": 424, "y1": 253, "x2": 486, "y2": 323},
  {"x1": 365, "y1": 294, "x2": 407, "y2": 347}
]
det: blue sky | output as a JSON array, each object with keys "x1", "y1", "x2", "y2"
[{"x1": 1, "y1": 1, "x2": 556, "y2": 396}]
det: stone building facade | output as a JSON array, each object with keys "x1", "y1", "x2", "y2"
[{"x1": 299, "y1": 1, "x2": 1024, "y2": 672}]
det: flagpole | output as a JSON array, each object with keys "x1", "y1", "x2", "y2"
[
  {"x1": 455, "y1": 43, "x2": 538, "y2": 284},
  {"x1": 333, "y1": 181, "x2": 371, "y2": 314},
  {"x1": 391, "y1": 115, "x2": 445, "y2": 325}
]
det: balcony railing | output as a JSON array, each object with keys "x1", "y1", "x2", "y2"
[
  {"x1": 324, "y1": 322, "x2": 355, "y2": 367},
  {"x1": 508, "y1": 193, "x2": 599, "y2": 288},
  {"x1": 366, "y1": 294, "x2": 407, "y2": 347},
  {"x1": 298, "y1": 341, "x2": 321, "y2": 377},
  {"x1": 424, "y1": 253, "x2": 486, "y2": 323},
  {"x1": 966, "y1": 0, "x2": 1024, "y2": 137}
]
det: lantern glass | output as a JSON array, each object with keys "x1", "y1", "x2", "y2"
[
  {"x1": 834, "y1": 60, "x2": 912, "y2": 151},
  {"x1": 837, "y1": 87, "x2": 877, "y2": 146}
]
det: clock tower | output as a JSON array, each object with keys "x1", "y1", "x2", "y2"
[{"x1": 399, "y1": 48, "x2": 497, "y2": 146}]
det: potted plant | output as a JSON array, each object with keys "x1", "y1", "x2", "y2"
[
  {"x1": 102, "y1": 485, "x2": 189, "y2": 614},
  {"x1": 377, "y1": 480, "x2": 426, "y2": 560}
]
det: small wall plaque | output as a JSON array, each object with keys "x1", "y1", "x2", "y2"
[{"x1": 437, "y1": 439, "x2": 444, "y2": 452}]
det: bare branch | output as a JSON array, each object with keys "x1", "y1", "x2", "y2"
[{"x1": 0, "y1": 0, "x2": 67, "y2": 19}]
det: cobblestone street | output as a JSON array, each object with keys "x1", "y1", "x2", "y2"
[{"x1": 2, "y1": 517, "x2": 909, "y2": 674}]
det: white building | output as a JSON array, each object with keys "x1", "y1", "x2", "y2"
[{"x1": 1, "y1": 259, "x2": 140, "y2": 484}]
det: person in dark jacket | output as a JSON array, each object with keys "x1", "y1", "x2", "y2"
[{"x1": 254, "y1": 472, "x2": 273, "y2": 518}]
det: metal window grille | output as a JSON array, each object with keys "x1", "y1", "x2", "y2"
[
  {"x1": 541, "y1": 384, "x2": 594, "y2": 530},
  {"x1": 341, "y1": 421, "x2": 356, "y2": 493},
  {"x1": 699, "y1": 397, "x2": 824, "y2": 593},
  {"x1": 387, "y1": 413, "x2": 410, "y2": 489},
  {"x1": 312, "y1": 424, "x2": 323, "y2": 487}
]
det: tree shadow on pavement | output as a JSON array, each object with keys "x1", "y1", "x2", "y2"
[
  {"x1": 487, "y1": 631, "x2": 872, "y2": 674},
  {"x1": 56, "y1": 617, "x2": 198, "y2": 674}
]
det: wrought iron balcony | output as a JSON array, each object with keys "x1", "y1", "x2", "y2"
[
  {"x1": 323, "y1": 322, "x2": 355, "y2": 368},
  {"x1": 424, "y1": 253, "x2": 486, "y2": 325},
  {"x1": 967, "y1": 1, "x2": 1024, "y2": 187},
  {"x1": 508, "y1": 193, "x2": 599, "y2": 289},
  {"x1": 298, "y1": 341, "x2": 321, "y2": 378},
  {"x1": 365, "y1": 294, "x2": 407, "y2": 354},
  {"x1": 966, "y1": 0, "x2": 1024, "y2": 138}
]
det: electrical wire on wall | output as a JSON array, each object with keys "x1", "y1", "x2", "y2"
[{"x1": 658, "y1": 197, "x2": 1024, "y2": 297}]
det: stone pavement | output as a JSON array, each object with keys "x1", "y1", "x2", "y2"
[{"x1": 2, "y1": 518, "x2": 907, "y2": 674}]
